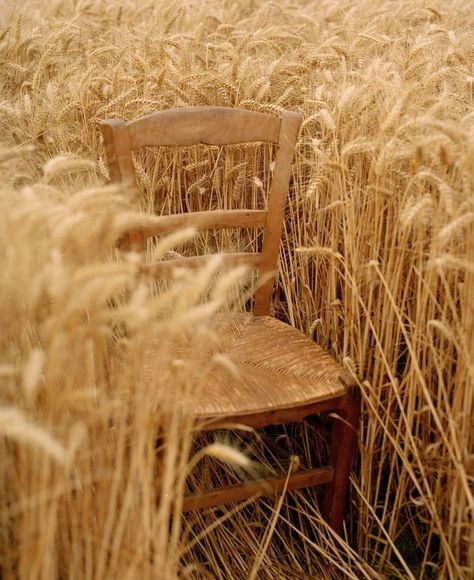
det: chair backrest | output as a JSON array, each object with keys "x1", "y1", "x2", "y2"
[{"x1": 101, "y1": 106, "x2": 301, "y2": 316}]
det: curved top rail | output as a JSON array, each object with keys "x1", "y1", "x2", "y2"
[{"x1": 126, "y1": 106, "x2": 282, "y2": 148}]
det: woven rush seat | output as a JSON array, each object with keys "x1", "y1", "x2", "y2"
[{"x1": 143, "y1": 313, "x2": 348, "y2": 419}]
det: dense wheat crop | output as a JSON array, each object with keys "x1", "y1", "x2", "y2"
[{"x1": 1, "y1": 0, "x2": 473, "y2": 577}]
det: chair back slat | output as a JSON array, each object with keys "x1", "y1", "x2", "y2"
[
  {"x1": 130, "y1": 209, "x2": 267, "y2": 238},
  {"x1": 127, "y1": 107, "x2": 281, "y2": 148},
  {"x1": 146, "y1": 253, "x2": 262, "y2": 278},
  {"x1": 101, "y1": 106, "x2": 301, "y2": 315}
]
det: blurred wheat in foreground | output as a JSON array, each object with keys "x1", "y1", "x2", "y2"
[{"x1": 1, "y1": 0, "x2": 473, "y2": 578}]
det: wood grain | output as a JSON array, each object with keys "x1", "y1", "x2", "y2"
[
  {"x1": 146, "y1": 253, "x2": 262, "y2": 278},
  {"x1": 254, "y1": 111, "x2": 301, "y2": 315},
  {"x1": 322, "y1": 388, "x2": 361, "y2": 534},
  {"x1": 182, "y1": 467, "x2": 334, "y2": 511},
  {"x1": 101, "y1": 119, "x2": 143, "y2": 249},
  {"x1": 127, "y1": 106, "x2": 281, "y2": 148},
  {"x1": 129, "y1": 209, "x2": 267, "y2": 238},
  {"x1": 101, "y1": 119, "x2": 138, "y2": 192},
  {"x1": 201, "y1": 395, "x2": 350, "y2": 431}
]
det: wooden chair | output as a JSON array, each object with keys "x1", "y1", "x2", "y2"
[{"x1": 101, "y1": 106, "x2": 360, "y2": 534}]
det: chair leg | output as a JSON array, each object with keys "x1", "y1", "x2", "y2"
[
  {"x1": 322, "y1": 388, "x2": 361, "y2": 534},
  {"x1": 155, "y1": 436, "x2": 165, "y2": 505}
]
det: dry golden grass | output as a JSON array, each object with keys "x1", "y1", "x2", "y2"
[
  {"x1": 1, "y1": 0, "x2": 474, "y2": 577},
  {"x1": 0, "y1": 163, "x2": 256, "y2": 578}
]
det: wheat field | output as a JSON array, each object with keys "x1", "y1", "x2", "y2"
[{"x1": 1, "y1": 0, "x2": 473, "y2": 578}]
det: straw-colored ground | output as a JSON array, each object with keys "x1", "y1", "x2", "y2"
[{"x1": 1, "y1": 0, "x2": 473, "y2": 578}]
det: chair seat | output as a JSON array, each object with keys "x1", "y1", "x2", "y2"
[{"x1": 143, "y1": 314, "x2": 349, "y2": 419}]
